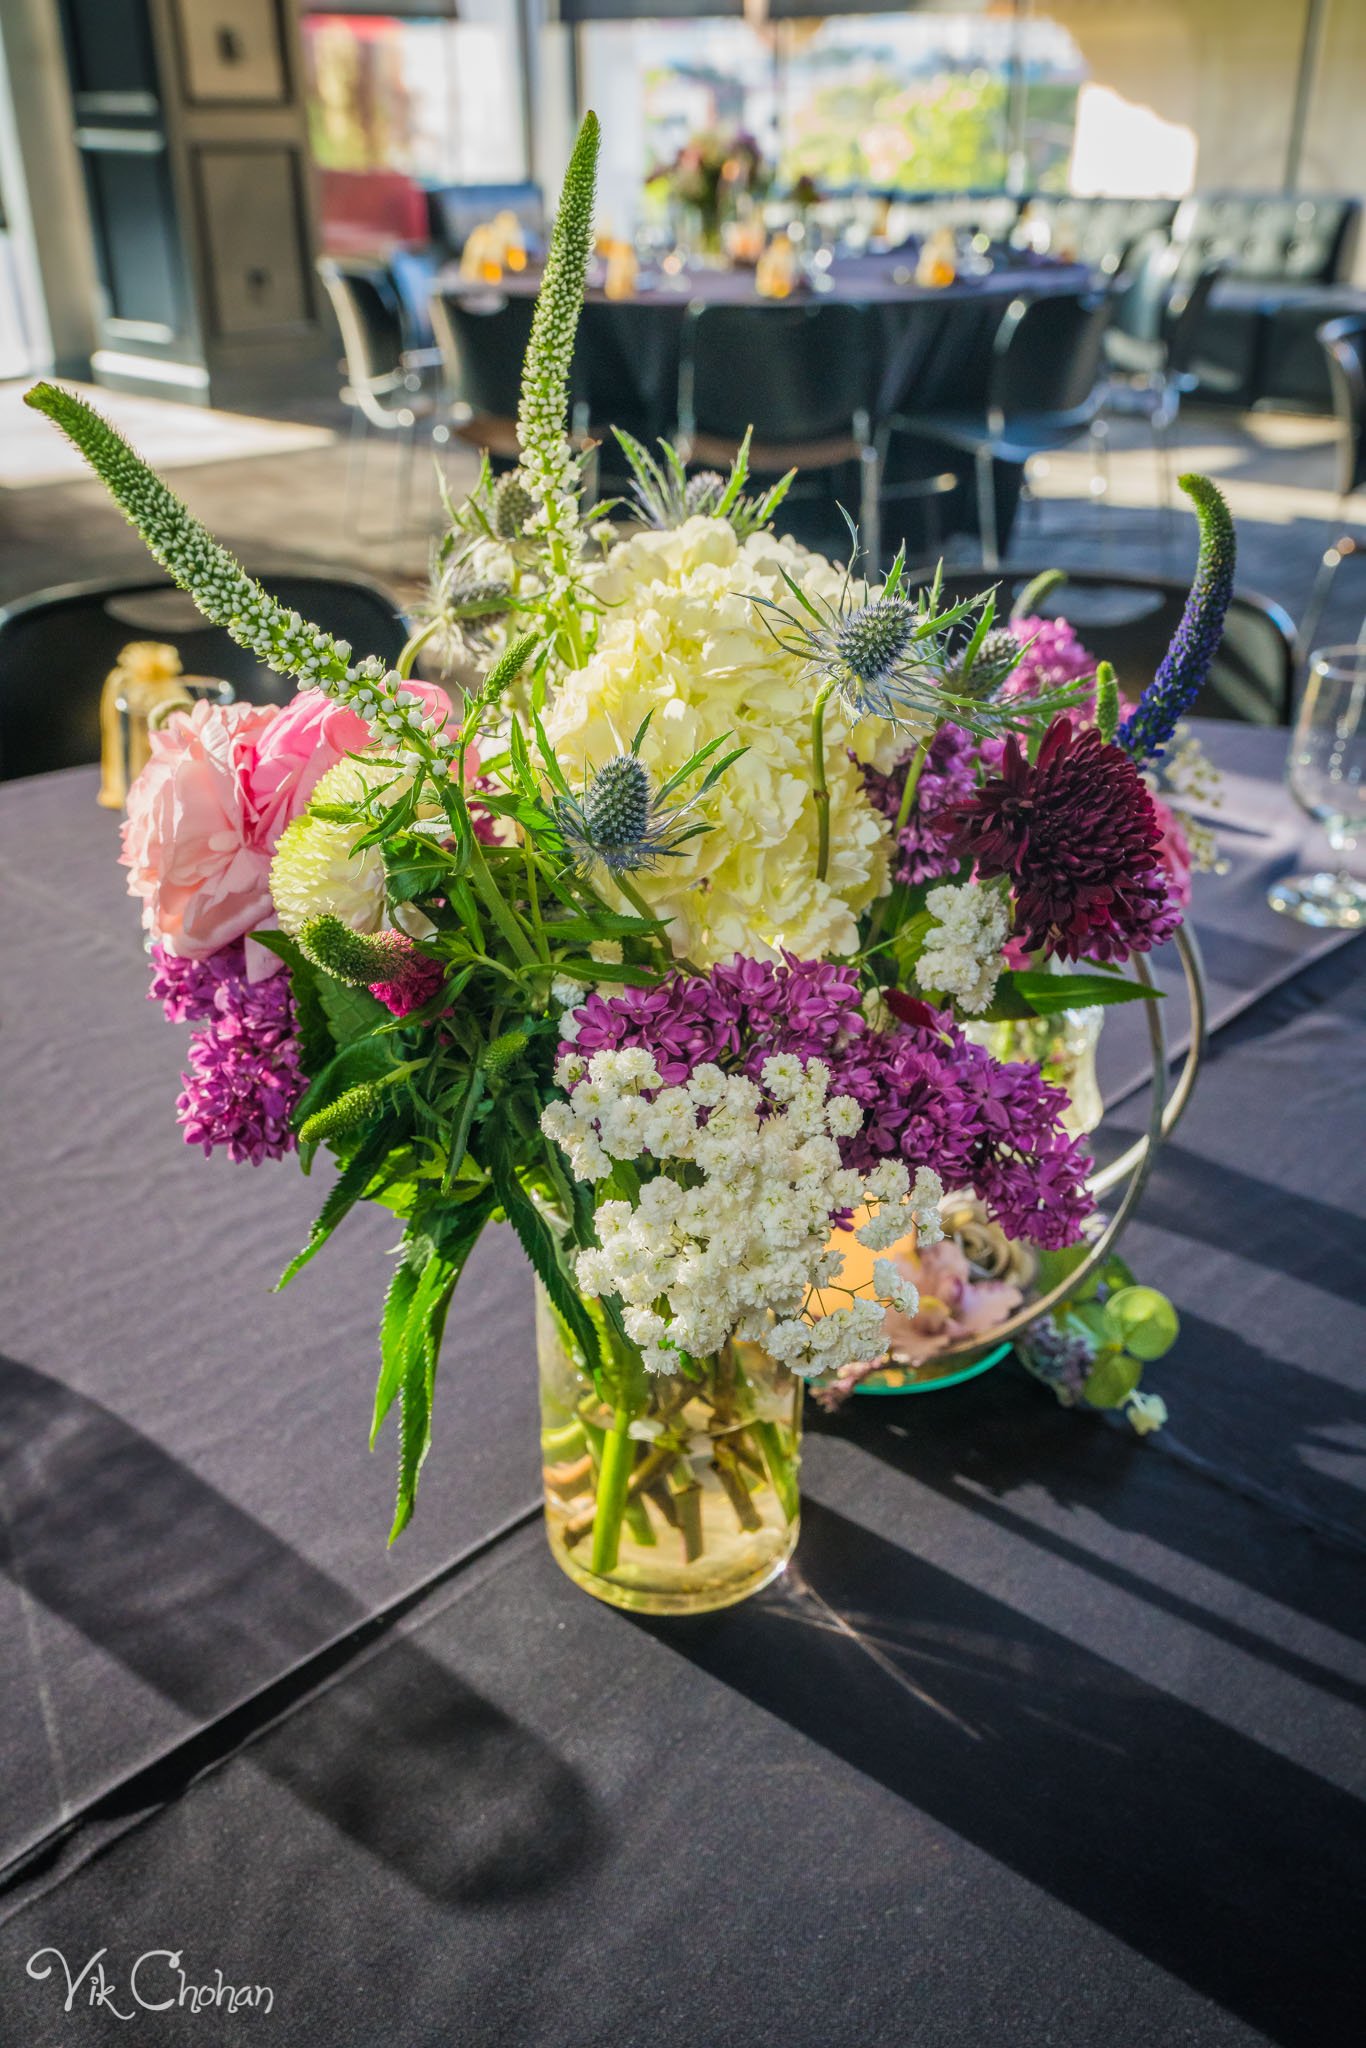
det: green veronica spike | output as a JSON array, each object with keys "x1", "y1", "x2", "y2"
[{"x1": 23, "y1": 381, "x2": 374, "y2": 690}]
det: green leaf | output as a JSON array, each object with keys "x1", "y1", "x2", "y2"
[
  {"x1": 371, "y1": 1258, "x2": 420, "y2": 1449},
  {"x1": 1082, "y1": 1350, "x2": 1143, "y2": 1407},
  {"x1": 390, "y1": 1258, "x2": 455, "y2": 1542},
  {"x1": 1012, "y1": 969, "x2": 1162, "y2": 1015},
  {"x1": 972, "y1": 972, "x2": 1046, "y2": 1023},
  {"x1": 1034, "y1": 1241, "x2": 1094, "y2": 1298},
  {"x1": 315, "y1": 975, "x2": 390, "y2": 1047},
  {"x1": 1066, "y1": 1300, "x2": 1120, "y2": 1350},
  {"x1": 488, "y1": 1125, "x2": 602, "y2": 1381},
  {"x1": 1106, "y1": 1286, "x2": 1180, "y2": 1361},
  {"x1": 277, "y1": 1113, "x2": 402, "y2": 1288}
]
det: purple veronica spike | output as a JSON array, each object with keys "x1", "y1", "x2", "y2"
[{"x1": 1118, "y1": 475, "x2": 1235, "y2": 762}]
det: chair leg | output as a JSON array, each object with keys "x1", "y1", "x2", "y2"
[
  {"x1": 1089, "y1": 416, "x2": 1110, "y2": 505},
  {"x1": 975, "y1": 445, "x2": 999, "y2": 570},
  {"x1": 397, "y1": 417, "x2": 417, "y2": 539},
  {"x1": 859, "y1": 443, "x2": 882, "y2": 579},
  {"x1": 345, "y1": 411, "x2": 369, "y2": 539}
]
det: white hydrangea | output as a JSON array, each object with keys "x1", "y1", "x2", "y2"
[
  {"x1": 539, "y1": 1050, "x2": 944, "y2": 1379},
  {"x1": 540, "y1": 519, "x2": 899, "y2": 967},
  {"x1": 918, "y1": 880, "x2": 1010, "y2": 1015}
]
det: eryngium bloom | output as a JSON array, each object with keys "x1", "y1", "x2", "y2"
[
  {"x1": 554, "y1": 751, "x2": 705, "y2": 877},
  {"x1": 756, "y1": 573, "x2": 1091, "y2": 738},
  {"x1": 1118, "y1": 474, "x2": 1235, "y2": 762},
  {"x1": 952, "y1": 716, "x2": 1181, "y2": 962}
]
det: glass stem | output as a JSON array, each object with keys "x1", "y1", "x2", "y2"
[{"x1": 590, "y1": 1407, "x2": 634, "y2": 1575}]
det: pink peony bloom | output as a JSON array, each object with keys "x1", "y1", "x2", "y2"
[
  {"x1": 122, "y1": 700, "x2": 281, "y2": 960},
  {"x1": 879, "y1": 1238, "x2": 1023, "y2": 1366},
  {"x1": 240, "y1": 681, "x2": 454, "y2": 846},
  {"x1": 122, "y1": 683, "x2": 458, "y2": 962}
]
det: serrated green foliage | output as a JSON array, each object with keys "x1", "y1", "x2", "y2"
[
  {"x1": 277, "y1": 1114, "x2": 403, "y2": 1288},
  {"x1": 379, "y1": 1200, "x2": 493, "y2": 1537},
  {"x1": 315, "y1": 976, "x2": 390, "y2": 1047}
]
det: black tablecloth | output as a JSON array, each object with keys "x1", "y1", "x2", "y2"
[
  {"x1": 435, "y1": 258, "x2": 1095, "y2": 431},
  {"x1": 1, "y1": 730, "x2": 1363, "y2": 2046}
]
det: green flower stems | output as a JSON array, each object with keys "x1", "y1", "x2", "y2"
[
  {"x1": 810, "y1": 680, "x2": 837, "y2": 882},
  {"x1": 589, "y1": 1406, "x2": 637, "y2": 1574},
  {"x1": 864, "y1": 732, "x2": 933, "y2": 952}
]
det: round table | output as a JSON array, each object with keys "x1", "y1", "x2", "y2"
[{"x1": 431, "y1": 252, "x2": 1098, "y2": 443}]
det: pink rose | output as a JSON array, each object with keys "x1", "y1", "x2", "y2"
[
  {"x1": 240, "y1": 682, "x2": 455, "y2": 845},
  {"x1": 122, "y1": 699, "x2": 281, "y2": 959},
  {"x1": 879, "y1": 1239, "x2": 1022, "y2": 1368},
  {"x1": 122, "y1": 682, "x2": 458, "y2": 961}
]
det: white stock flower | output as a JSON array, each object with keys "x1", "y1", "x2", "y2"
[{"x1": 918, "y1": 880, "x2": 1010, "y2": 1015}]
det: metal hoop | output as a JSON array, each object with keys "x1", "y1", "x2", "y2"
[{"x1": 860, "y1": 925, "x2": 1208, "y2": 1387}]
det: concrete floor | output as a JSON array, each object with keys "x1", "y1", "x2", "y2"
[{"x1": 1, "y1": 392, "x2": 1362, "y2": 667}]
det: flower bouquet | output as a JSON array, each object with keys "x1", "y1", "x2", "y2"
[
  {"x1": 647, "y1": 126, "x2": 770, "y2": 259},
  {"x1": 28, "y1": 113, "x2": 1233, "y2": 1614}
]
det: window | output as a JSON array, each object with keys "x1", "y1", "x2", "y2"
[
  {"x1": 579, "y1": 9, "x2": 1087, "y2": 221},
  {"x1": 301, "y1": 9, "x2": 526, "y2": 186}
]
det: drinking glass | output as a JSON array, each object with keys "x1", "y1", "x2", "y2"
[{"x1": 1268, "y1": 645, "x2": 1366, "y2": 927}]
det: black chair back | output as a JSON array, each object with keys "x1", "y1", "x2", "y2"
[
  {"x1": 316, "y1": 257, "x2": 406, "y2": 390},
  {"x1": 991, "y1": 292, "x2": 1111, "y2": 422},
  {"x1": 576, "y1": 299, "x2": 683, "y2": 447},
  {"x1": 1318, "y1": 315, "x2": 1366, "y2": 500},
  {"x1": 1167, "y1": 260, "x2": 1226, "y2": 380},
  {"x1": 1109, "y1": 232, "x2": 1180, "y2": 347},
  {"x1": 912, "y1": 566, "x2": 1295, "y2": 727},
  {"x1": 0, "y1": 574, "x2": 409, "y2": 782},
  {"x1": 430, "y1": 290, "x2": 537, "y2": 421},
  {"x1": 386, "y1": 247, "x2": 443, "y2": 353},
  {"x1": 683, "y1": 302, "x2": 876, "y2": 446}
]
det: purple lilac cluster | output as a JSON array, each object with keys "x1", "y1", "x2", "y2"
[
  {"x1": 861, "y1": 725, "x2": 982, "y2": 886},
  {"x1": 564, "y1": 958, "x2": 1093, "y2": 1249},
  {"x1": 1001, "y1": 613, "x2": 1098, "y2": 707},
  {"x1": 568, "y1": 955, "x2": 862, "y2": 1086},
  {"x1": 150, "y1": 943, "x2": 304, "y2": 1164}
]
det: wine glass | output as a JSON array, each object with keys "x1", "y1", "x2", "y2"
[{"x1": 1268, "y1": 644, "x2": 1366, "y2": 927}]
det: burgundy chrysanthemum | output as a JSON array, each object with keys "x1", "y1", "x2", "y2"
[
  {"x1": 353, "y1": 930, "x2": 448, "y2": 1019},
  {"x1": 952, "y1": 716, "x2": 1181, "y2": 963}
]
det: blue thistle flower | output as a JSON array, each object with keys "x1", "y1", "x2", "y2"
[
  {"x1": 554, "y1": 749, "x2": 707, "y2": 878},
  {"x1": 753, "y1": 549, "x2": 1091, "y2": 738},
  {"x1": 1118, "y1": 474, "x2": 1235, "y2": 763}
]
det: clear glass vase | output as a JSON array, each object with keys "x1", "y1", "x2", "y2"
[{"x1": 536, "y1": 1283, "x2": 802, "y2": 1616}]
